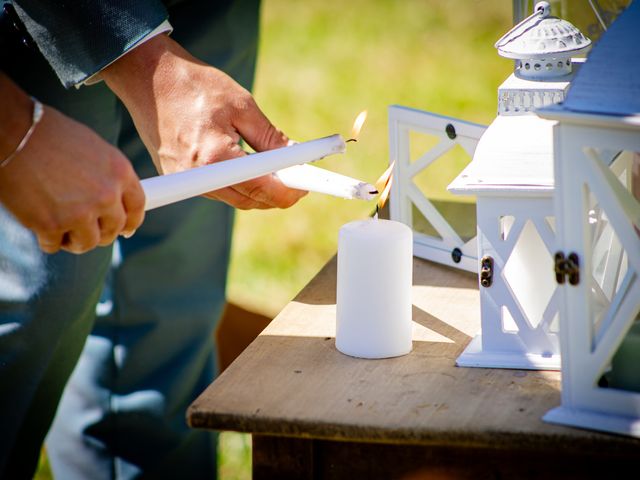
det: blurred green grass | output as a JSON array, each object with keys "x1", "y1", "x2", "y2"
[
  {"x1": 228, "y1": 0, "x2": 511, "y2": 315},
  {"x1": 37, "y1": 1, "x2": 512, "y2": 479}
]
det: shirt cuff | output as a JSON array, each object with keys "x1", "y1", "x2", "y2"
[{"x1": 78, "y1": 19, "x2": 173, "y2": 87}]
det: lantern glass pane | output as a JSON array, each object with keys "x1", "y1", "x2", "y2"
[
  {"x1": 603, "y1": 319, "x2": 640, "y2": 393},
  {"x1": 588, "y1": 149, "x2": 640, "y2": 396},
  {"x1": 411, "y1": 143, "x2": 476, "y2": 242},
  {"x1": 500, "y1": 216, "x2": 516, "y2": 241},
  {"x1": 499, "y1": 215, "x2": 516, "y2": 241},
  {"x1": 502, "y1": 220, "x2": 555, "y2": 330},
  {"x1": 581, "y1": 148, "x2": 640, "y2": 397},
  {"x1": 545, "y1": 217, "x2": 556, "y2": 234},
  {"x1": 501, "y1": 306, "x2": 519, "y2": 333},
  {"x1": 585, "y1": 182, "x2": 631, "y2": 347}
]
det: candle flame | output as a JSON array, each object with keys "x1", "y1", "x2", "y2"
[
  {"x1": 373, "y1": 161, "x2": 395, "y2": 211},
  {"x1": 375, "y1": 161, "x2": 395, "y2": 193},
  {"x1": 348, "y1": 110, "x2": 368, "y2": 142},
  {"x1": 377, "y1": 173, "x2": 393, "y2": 211}
]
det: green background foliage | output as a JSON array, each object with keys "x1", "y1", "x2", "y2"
[{"x1": 228, "y1": 0, "x2": 511, "y2": 316}]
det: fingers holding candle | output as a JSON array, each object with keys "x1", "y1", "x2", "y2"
[
  {"x1": 204, "y1": 165, "x2": 308, "y2": 210},
  {"x1": 200, "y1": 100, "x2": 318, "y2": 209},
  {"x1": 203, "y1": 126, "x2": 314, "y2": 208},
  {"x1": 231, "y1": 93, "x2": 290, "y2": 153}
]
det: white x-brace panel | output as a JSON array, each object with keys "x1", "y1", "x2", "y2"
[{"x1": 388, "y1": 105, "x2": 486, "y2": 272}]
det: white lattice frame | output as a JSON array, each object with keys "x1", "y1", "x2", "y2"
[
  {"x1": 457, "y1": 194, "x2": 561, "y2": 370},
  {"x1": 545, "y1": 117, "x2": 640, "y2": 436},
  {"x1": 388, "y1": 105, "x2": 486, "y2": 272}
]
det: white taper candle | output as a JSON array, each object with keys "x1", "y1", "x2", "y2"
[
  {"x1": 141, "y1": 135, "x2": 346, "y2": 211},
  {"x1": 274, "y1": 164, "x2": 376, "y2": 200}
]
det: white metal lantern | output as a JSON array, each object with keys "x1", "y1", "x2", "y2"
[
  {"x1": 448, "y1": 2, "x2": 591, "y2": 370},
  {"x1": 539, "y1": 2, "x2": 640, "y2": 437}
]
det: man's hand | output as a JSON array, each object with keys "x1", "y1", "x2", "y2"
[
  {"x1": 0, "y1": 74, "x2": 145, "y2": 254},
  {"x1": 101, "y1": 34, "x2": 306, "y2": 210}
]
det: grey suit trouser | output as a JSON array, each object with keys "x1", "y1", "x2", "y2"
[{"x1": 0, "y1": 0, "x2": 259, "y2": 478}]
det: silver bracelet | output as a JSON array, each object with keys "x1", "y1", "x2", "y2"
[{"x1": 0, "y1": 97, "x2": 44, "y2": 168}]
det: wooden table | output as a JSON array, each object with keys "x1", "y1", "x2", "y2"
[{"x1": 188, "y1": 257, "x2": 640, "y2": 479}]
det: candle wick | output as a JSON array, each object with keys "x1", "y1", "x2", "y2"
[{"x1": 346, "y1": 138, "x2": 358, "y2": 143}]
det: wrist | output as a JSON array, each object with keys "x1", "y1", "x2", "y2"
[
  {"x1": 101, "y1": 33, "x2": 189, "y2": 105},
  {"x1": 0, "y1": 73, "x2": 33, "y2": 161}
]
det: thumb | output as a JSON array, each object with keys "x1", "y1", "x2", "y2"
[{"x1": 234, "y1": 97, "x2": 289, "y2": 152}]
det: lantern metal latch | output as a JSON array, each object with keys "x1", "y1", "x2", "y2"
[
  {"x1": 480, "y1": 256, "x2": 494, "y2": 288},
  {"x1": 554, "y1": 252, "x2": 580, "y2": 285}
]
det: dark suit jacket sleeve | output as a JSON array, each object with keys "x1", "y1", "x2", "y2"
[{"x1": 12, "y1": 0, "x2": 168, "y2": 88}]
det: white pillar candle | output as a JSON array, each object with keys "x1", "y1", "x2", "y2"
[
  {"x1": 336, "y1": 218, "x2": 413, "y2": 359},
  {"x1": 142, "y1": 135, "x2": 345, "y2": 211}
]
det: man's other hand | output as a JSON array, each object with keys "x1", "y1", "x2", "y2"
[{"x1": 0, "y1": 74, "x2": 145, "y2": 254}]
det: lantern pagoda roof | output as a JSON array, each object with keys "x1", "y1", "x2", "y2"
[{"x1": 496, "y1": 7, "x2": 591, "y2": 61}]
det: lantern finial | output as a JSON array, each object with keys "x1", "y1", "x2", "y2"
[{"x1": 496, "y1": 1, "x2": 591, "y2": 80}]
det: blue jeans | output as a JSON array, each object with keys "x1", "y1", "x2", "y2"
[{"x1": 0, "y1": 0, "x2": 259, "y2": 477}]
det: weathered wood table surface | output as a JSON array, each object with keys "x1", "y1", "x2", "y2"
[{"x1": 188, "y1": 257, "x2": 640, "y2": 479}]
